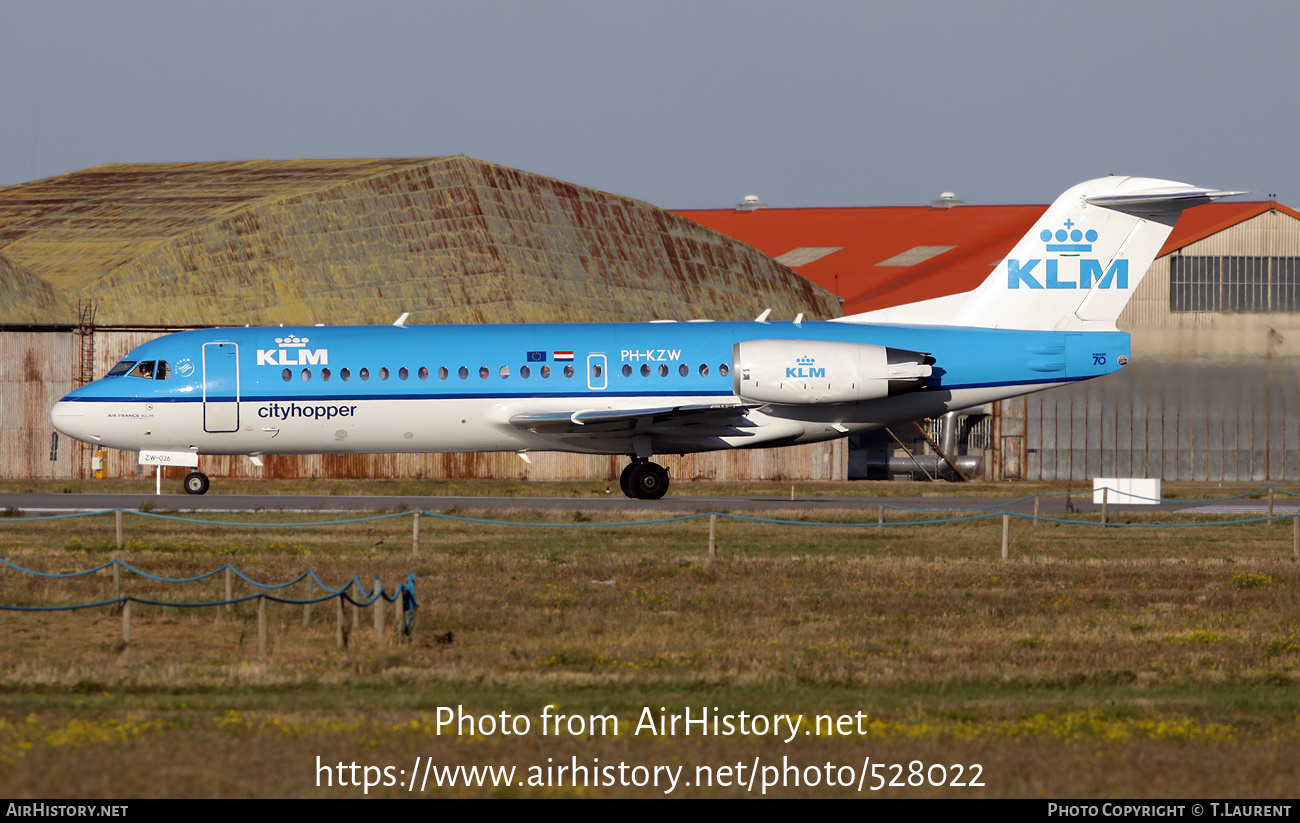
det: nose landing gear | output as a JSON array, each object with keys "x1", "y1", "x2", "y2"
[{"x1": 619, "y1": 459, "x2": 669, "y2": 500}]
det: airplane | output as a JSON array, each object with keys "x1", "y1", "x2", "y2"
[{"x1": 50, "y1": 176, "x2": 1241, "y2": 499}]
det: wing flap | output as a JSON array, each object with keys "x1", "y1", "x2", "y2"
[{"x1": 510, "y1": 403, "x2": 761, "y2": 435}]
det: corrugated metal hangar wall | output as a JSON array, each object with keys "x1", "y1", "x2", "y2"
[{"x1": 0, "y1": 157, "x2": 845, "y2": 482}]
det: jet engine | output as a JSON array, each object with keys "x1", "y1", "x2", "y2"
[{"x1": 731, "y1": 339, "x2": 932, "y2": 405}]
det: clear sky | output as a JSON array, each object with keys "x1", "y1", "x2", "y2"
[{"x1": 1, "y1": 0, "x2": 1295, "y2": 209}]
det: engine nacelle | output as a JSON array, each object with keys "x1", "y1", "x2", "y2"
[{"x1": 731, "y1": 339, "x2": 932, "y2": 405}]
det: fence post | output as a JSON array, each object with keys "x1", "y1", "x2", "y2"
[
  {"x1": 1102, "y1": 487, "x2": 1109, "y2": 525},
  {"x1": 112, "y1": 561, "x2": 121, "y2": 601},
  {"x1": 115, "y1": 510, "x2": 123, "y2": 550},
  {"x1": 374, "y1": 576, "x2": 385, "y2": 649},
  {"x1": 877, "y1": 505, "x2": 884, "y2": 525},
  {"x1": 336, "y1": 593, "x2": 346, "y2": 651},
  {"x1": 121, "y1": 599, "x2": 131, "y2": 649},
  {"x1": 1033, "y1": 496, "x2": 1040, "y2": 528},
  {"x1": 258, "y1": 595, "x2": 267, "y2": 658},
  {"x1": 1293, "y1": 516, "x2": 1298, "y2": 561},
  {"x1": 708, "y1": 514, "x2": 717, "y2": 558},
  {"x1": 224, "y1": 567, "x2": 233, "y2": 615},
  {"x1": 394, "y1": 584, "x2": 404, "y2": 643},
  {"x1": 1001, "y1": 514, "x2": 1010, "y2": 561},
  {"x1": 412, "y1": 511, "x2": 421, "y2": 557}
]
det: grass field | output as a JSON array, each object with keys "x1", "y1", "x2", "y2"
[{"x1": 0, "y1": 490, "x2": 1296, "y2": 798}]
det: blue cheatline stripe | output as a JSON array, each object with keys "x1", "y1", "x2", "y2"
[{"x1": 59, "y1": 390, "x2": 736, "y2": 403}]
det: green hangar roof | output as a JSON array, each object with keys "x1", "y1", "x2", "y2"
[{"x1": 0, "y1": 156, "x2": 839, "y2": 326}]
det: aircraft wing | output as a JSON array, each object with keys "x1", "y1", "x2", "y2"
[{"x1": 509, "y1": 402, "x2": 763, "y2": 437}]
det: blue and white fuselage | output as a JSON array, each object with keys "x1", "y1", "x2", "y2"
[
  {"x1": 49, "y1": 320, "x2": 1125, "y2": 456},
  {"x1": 49, "y1": 176, "x2": 1241, "y2": 497}
]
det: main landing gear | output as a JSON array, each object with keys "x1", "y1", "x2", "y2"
[
  {"x1": 619, "y1": 459, "x2": 669, "y2": 500},
  {"x1": 183, "y1": 471, "x2": 210, "y2": 495}
]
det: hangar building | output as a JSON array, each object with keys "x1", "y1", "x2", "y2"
[
  {"x1": 679, "y1": 195, "x2": 1300, "y2": 481},
  {"x1": 0, "y1": 157, "x2": 844, "y2": 482}
]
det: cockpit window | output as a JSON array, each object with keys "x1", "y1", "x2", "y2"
[
  {"x1": 154, "y1": 361, "x2": 170, "y2": 380},
  {"x1": 128, "y1": 361, "x2": 157, "y2": 379},
  {"x1": 107, "y1": 360, "x2": 137, "y2": 377}
]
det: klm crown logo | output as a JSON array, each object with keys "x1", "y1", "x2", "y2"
[
  {"x1": 787, "y1": 356, "x2": 825, "y2": 379},
  {"x1": 257, "y1": 334, "x2": 328, "y2": 367},
  {"x1": 1009, "y1": 219, "x2": 1128, "y2": 291},
  {"x1": 1040, "y1": 220, "x2": 1099, "y2": 253}
]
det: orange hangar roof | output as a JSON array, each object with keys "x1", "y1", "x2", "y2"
[{"x1": 675, "y1": 199, "x2": 1294, "y2": 316}]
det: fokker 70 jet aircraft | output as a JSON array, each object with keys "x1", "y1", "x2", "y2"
[{"x1": 51, "y1": 176, "x2": 1239, "y2": 498}]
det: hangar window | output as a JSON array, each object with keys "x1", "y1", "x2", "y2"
[{"x1": 1171, "y1": 256, "x2": 1300, "y2": 312}]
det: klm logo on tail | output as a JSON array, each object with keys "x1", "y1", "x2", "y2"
[{"x1": 1008, "y1": 221, "x2": 1128, "y2": 290}]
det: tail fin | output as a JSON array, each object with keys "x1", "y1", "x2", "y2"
[{"x1": 837, "y1": 177, "x2": 1244, "y2": 331}]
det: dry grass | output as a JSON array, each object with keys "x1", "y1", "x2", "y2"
[{"x1": 0, "y1": 507, "x2": 1296, "y2": 797}]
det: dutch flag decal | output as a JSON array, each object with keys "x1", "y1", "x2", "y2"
[{"x1": 553, "y1": 351, "x2": 574, "y2": 361}]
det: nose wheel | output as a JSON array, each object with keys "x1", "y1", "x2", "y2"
[
  {"x1": 619, "y1": 460, "x2": 669, "y2": 500},
  {"x1": 183, "y1": 471, "x2": 210, "y2": 495}
]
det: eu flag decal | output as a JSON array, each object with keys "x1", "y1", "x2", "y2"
[{"x1": 526, "y1": 351, "x2": 547, "y2": 362}]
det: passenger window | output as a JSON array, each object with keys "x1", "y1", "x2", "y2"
[
  {"x1": 520, "y1": 365, "x2": 531, "y2": 378},
  {"x1": 640, "y1": 364, "x2": 650, "y2": 377},
  {"x1": 399, "y1": 367, "x2": 409, "y2": 380},
  {"x1": 563, "y1": 365, "x2": 574, "y2": 378},
  {"x1": 360, "y1": 368, "x2": 370, "y2": 381},
  {"x1": 500, "y1": 366, "x2": 510, "y2": 378},
  {"x1": 479, "y1": 366, "x2": 489, "y2": 379},
  {"x1": 720, "y1": 364, "x2": 730, "y2": 377},
  {"x1": 439, "y1": 367, "x2": 449, "y2": 380},
  {"x1": 459, "y1": 366, "x2": 469, "y2": 379},
  {"x1": 107, "y1": 360, "x2": 137, "y2": 377},
  {"x1": 379, "y1": 367, "x2": 389, "y2": 381},
  {"x1": 281, "y1": 368, "x2": 292, "y2": 382},
  {"x1": 679, "y1": 364, "x2": 688, "y2": 377},
  {"x1": 321, "y1": 368, "x2": 331, "y2": 381},
  {"x1": 592, "y1": 364, "x2": 603, "y2": 378},
  {"x1": 155, "y1": 361, "x2": 171, "y2": 380},
  {"x1": 658, "y1": 364, "x2": 668, "y2": 377},
  {"x1": 341, "y1": 368, "x2": 351, "y2": 381},
  {"x1": 699, "y1": 364, "x2": 709, "y2": 376},
  {"x1": 622, "y1": 364, "x2": 632, "y2": 377},
  {"x1": 419, "y1": 367, "x2": 429, "y2": 380},
  {"x1": 301, "y1": 368, "x2": 311, "y2": 381},
  {"x1": 541, "y1": 365, "x2": 551, "y2": 378}
]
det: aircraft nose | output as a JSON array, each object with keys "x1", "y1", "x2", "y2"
[{"x1": 50, "y1": 398, "x2": 100, "y2": 444}]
